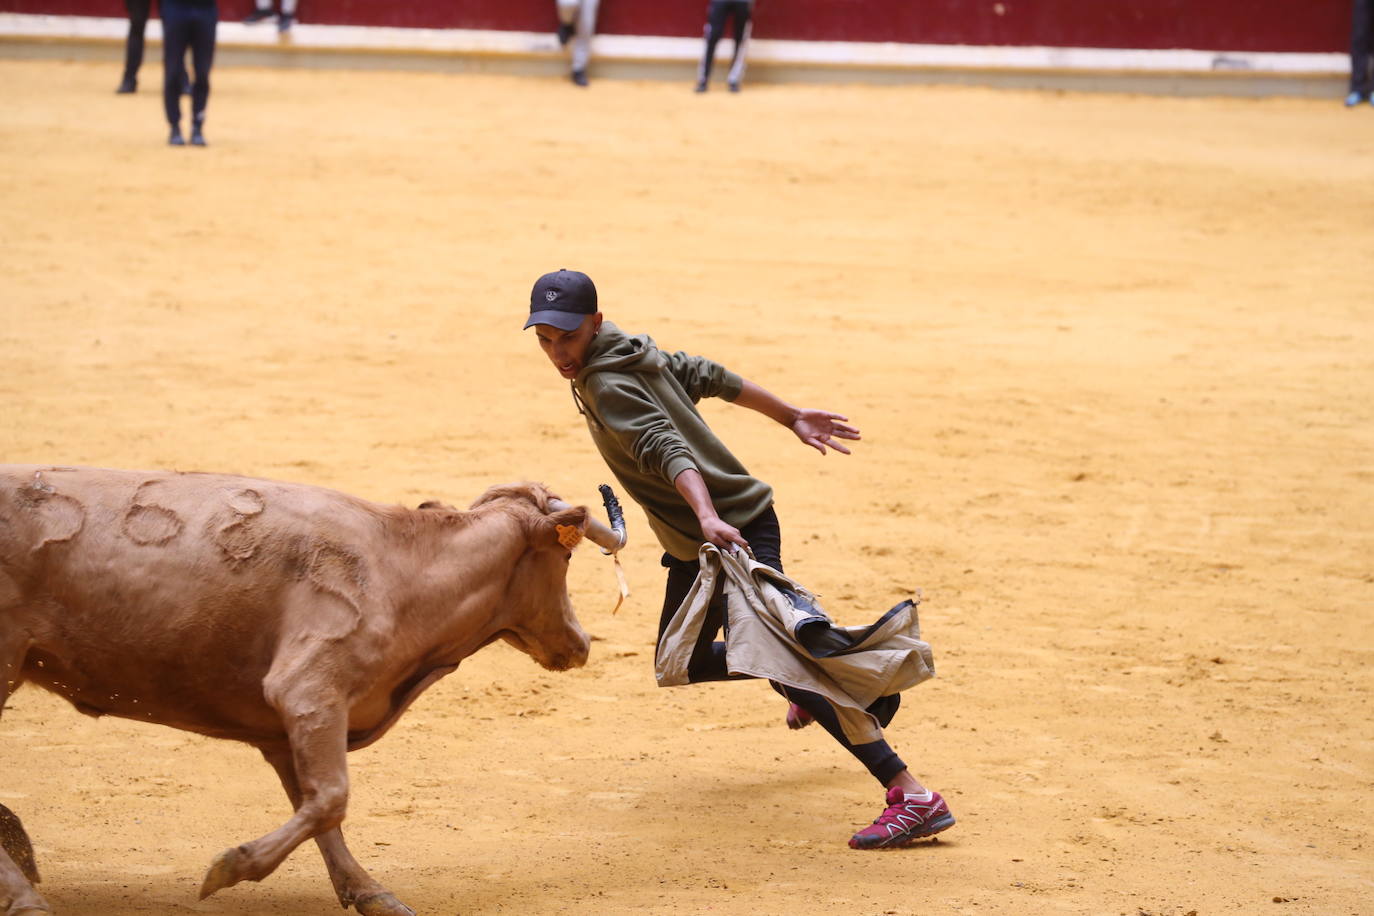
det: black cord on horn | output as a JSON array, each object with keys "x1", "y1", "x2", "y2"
[{"x1": 598, "y1": 484, "x2": 626, "y2": 553}]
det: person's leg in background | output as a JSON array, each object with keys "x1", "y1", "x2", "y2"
[
  {"x1": 695, "y1": 1, "x2": 731, "y2": 92},
  {"x1": 278, "y1": 0, "x2": 298, "y2": 33},
  {"x1": 1348, "y1": 0, "x2": 1373, "y2": 105},
  {"x1": 245, "y1": 0, "x2": 276, "y2": 25},
  {"x1": 186, "y1": 2, "x2": 218, "y2": 146},
  {"x1": 724, "y1": 2, "x2": 754, "y2": 93},
  {"x1": 567, "y1": 0, "x2": 599, "y2": 86},
  {"x1": 554, "y1": 0, "x2": 576, "y2": 46},
  {"x1": 161, "y1": 2, "x2": 191, "y2": 144},
  {"x1": 118, "y1": 0, "x2": 151, "y2": 93}
]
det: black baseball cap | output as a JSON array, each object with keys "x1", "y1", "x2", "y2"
[{"x1": 523, "y1": 269, "x2": 598, "y2": 331}]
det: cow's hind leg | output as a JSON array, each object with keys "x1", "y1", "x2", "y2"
[
  {"x1": 198, "y1": 690, "x2": 354, "y2": 902},
  {"x1": 260, "y1": 747, "x2": 414, "y2": 916}
]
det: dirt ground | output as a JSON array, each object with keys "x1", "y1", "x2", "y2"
[{"x1": 1, "y1": 57, "x2": 1372, "y2": 916}]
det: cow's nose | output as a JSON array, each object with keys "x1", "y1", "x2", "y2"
[
  {"x1": 556, "y1": 633, "x2": 590, "y2": 672},
  {"x1": 544, "y1": 650, "x2": 586, "y2": 672}
]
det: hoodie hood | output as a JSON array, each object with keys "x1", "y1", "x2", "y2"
[{"x1": 575, "y1": 322, "x2": 662, "y2": 383}]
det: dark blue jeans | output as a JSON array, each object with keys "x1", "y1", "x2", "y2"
[
  {"x1": 161, "y1": 0, "x2": 217, "y2": 127},
  {"x1": 657, "y1": 506, "x2": 908, "y2": 785}
]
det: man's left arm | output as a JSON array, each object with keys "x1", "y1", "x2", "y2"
[
  {"x1": 663, "y1": 349, "x2": 860, "y2": 452},
  {"x1": 730, "y1": 379, "x2": 862, "y2": 456}
]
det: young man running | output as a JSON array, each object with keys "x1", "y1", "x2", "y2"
[{"x1": 523, "y1": 268, "x2": 955, "y2": 848}]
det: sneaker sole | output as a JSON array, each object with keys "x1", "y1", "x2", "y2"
[{"x1": 851, "y1": 812, "x2": 956, "y2": 850}]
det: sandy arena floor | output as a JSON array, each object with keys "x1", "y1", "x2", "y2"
[{"x1": 1, "y1": 58, "x2": 1372, "y2": 916}]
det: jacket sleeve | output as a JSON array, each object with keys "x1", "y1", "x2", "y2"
[
  {"x1": 587, "y1": 375, "x2": 699, "y2": 483},
  {"x1": 663, "y1": 351, "x2": 744, "y2": 403}
]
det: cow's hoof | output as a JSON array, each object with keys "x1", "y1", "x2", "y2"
[
  {"x1": 0, "y1": 805, "x2": 40, "y2": 884},
  {"x1": 1, "y1": 888, "x2": 52, "y2": 915},
  {"x1": 198, "y1": 846, "x2": 245, "y2": 899},
  {"x1": 355, "y1": 891, "x2": 415, "y2": 916}
]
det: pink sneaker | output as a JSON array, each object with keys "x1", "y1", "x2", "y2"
[{"x1": 848, "y1": 786, "x2": 955, "y2": 849}]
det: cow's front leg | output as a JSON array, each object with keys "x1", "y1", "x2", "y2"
[
  {"x1": 1, "y1": 630, "x2": 49, "y2": 915},
  {"x1": 199, "y1": 688, "x2": 352, "y2": 901},
  {"x1": 260, "y1": 747, "x2": 414, "y2": 916},
  {"x1": 0, "y1": 805, "x2": 47, "y2": 915}
]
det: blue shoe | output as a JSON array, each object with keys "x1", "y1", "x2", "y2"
[{"x1": 1345, "y1": 91, "x2": 1366, "y2": 107}]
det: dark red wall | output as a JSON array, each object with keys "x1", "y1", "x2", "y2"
[{"x1": 1, "y1": 0, "x2": 1351, "y2": 53}]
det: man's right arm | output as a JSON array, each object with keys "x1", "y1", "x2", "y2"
[
  {"x1": 673, "y1": 467, "x2": 748, "y2": 550},
  {"x1": 595, "y1": 378, "x2": 746, "y2": 549}
]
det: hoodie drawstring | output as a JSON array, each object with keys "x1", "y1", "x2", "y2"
[{"x1": 571, "y1": 383, "x2": 604, "y2": 431}]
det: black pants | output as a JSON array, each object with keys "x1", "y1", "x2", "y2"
[
  {"x1": 161, "y1": 0, "x2": 217, "y2": 127},
  {"x1": 122, "y1": 0, "x2": 151, "y2": 83},
  {"x1": 657, "y1": 506, "x2": 908, "y2": 785},
  {"x1": 1353, "y1": 0, "x2": 1374, "y2": 95},
  {"x1": 698, "y1": 0, "x2": 752, "y2": 86}
]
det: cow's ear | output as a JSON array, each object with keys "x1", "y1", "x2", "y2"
[
  {"x1": 543, "y1": 505, "x2": 588, "y2": 550},
  {"x1": 418, "y1": 499, "x2": 454, "y2": 510}
]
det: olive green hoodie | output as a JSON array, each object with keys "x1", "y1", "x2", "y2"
[{"x1": 572, "y1": 322, "x2": 774, "y2": 561}]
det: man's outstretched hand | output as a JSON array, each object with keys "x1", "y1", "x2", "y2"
[{"x1": 791, "y1": 409, "x2": 861, "y2": 455}]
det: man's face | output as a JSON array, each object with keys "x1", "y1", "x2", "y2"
[{"x1": 534, "y1": 313, "x2": 603, "y2": 379}]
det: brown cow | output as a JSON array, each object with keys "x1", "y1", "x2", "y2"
[{"x1": 0, "y1": 465, "x2": 624, "y2": 916}]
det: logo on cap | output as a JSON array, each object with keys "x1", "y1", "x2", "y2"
[{"x1": 546, "y1": 290, "x2": 558, "y2": 302}]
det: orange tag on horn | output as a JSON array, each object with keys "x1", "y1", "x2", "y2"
[{"x1": 555, "y1": 524, "x2": 583, "y2": 550}]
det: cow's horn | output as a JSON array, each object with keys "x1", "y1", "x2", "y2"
[{"x1": 549, "y1": 487, "x2": 627, "y2": 554}]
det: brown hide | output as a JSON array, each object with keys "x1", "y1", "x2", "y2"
[
  {"x1": 0, "y1": 464, "x2": 592, "y2": 914},
  {"x1": 0, "y1": 464, "x2": 590, "y2": 741}
]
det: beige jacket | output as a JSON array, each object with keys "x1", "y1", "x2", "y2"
[{"x1": 655, "y1": 544, "x2": 936, "y2": 744}]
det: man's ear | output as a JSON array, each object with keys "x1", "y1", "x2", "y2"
[{"x1": 544, "y1": 505, "x2": 589, "y2": 550}]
